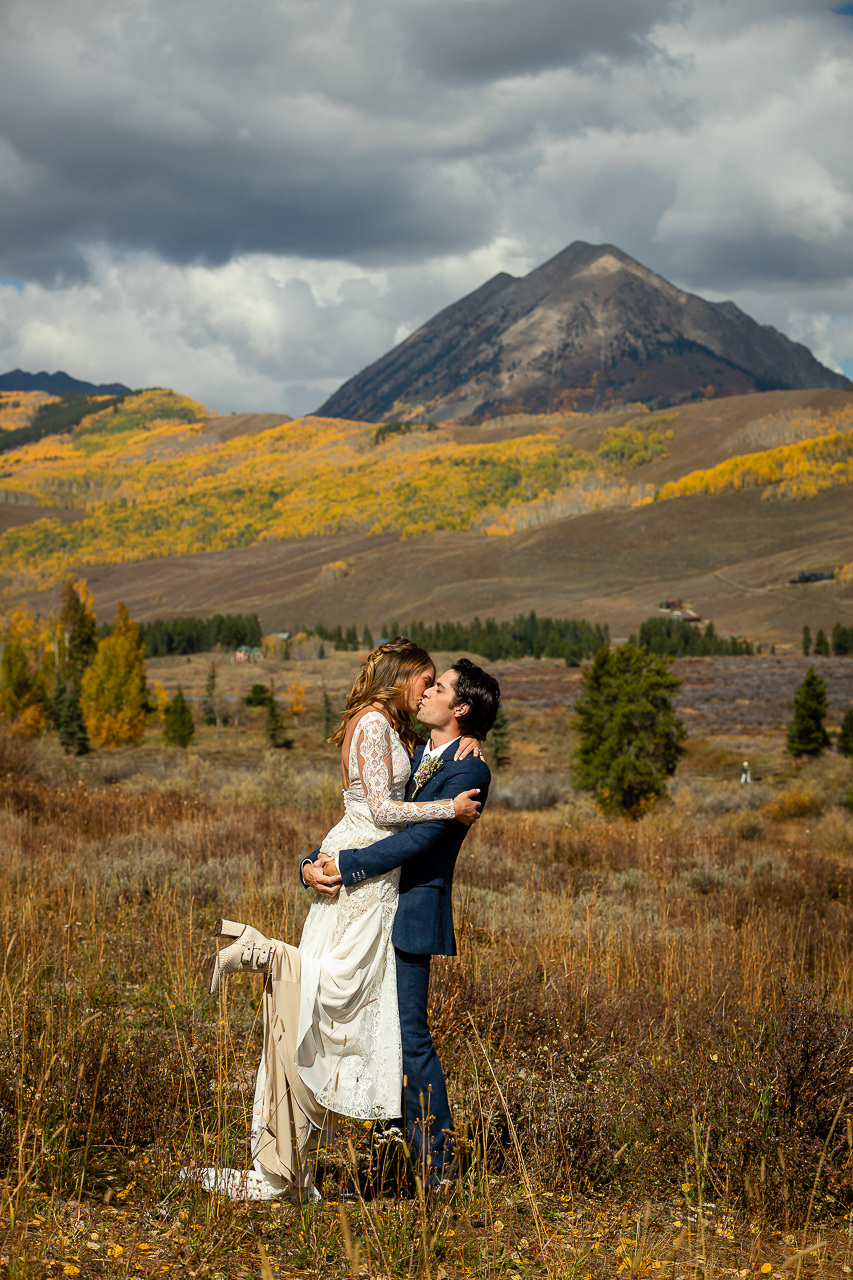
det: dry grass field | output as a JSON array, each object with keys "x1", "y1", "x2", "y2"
[{"x1": 4, "y1": 652, "x2": 853, "y2": 1277}]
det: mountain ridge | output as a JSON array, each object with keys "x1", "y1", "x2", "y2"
[
  {"x1": 316, "y1": 242, "x2": 850, "y2": 422},
  {"x1": 0, "y1": 368, "x2": 131, "y2": 396}
]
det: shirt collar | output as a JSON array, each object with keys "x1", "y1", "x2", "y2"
[{"x1": 423, "y1": 735, "x2": 460, "y2": 761}]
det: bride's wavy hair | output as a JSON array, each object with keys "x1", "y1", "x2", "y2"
[{"x1": 329, "y1": 637, "x2": 433, "y2": 757}]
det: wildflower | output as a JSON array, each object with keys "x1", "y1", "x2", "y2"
[{"x1": 760, "y1": 1265, "x2": 772, "y2": 1274}]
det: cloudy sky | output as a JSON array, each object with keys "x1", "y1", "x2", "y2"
[{"x1": 0, "y1": 0, "x2": 851, "y2": 416}]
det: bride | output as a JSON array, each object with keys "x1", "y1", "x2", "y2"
[{"x1": 187, "y1": 637, "x2": 482, "y2": 1202}]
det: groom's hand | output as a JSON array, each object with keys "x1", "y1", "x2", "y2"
[{"x1": 303, "y1": 857, "x2": 342, "y2": 897}]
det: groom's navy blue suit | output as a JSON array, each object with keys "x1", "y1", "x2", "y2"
[{"x1": 304, "y1": 742, "x2": 490, "y2": 1177}]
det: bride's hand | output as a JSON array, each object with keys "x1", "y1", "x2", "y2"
[
  {"x1": 454, "y1": 735, "x2": 483, "y2": 761},
  {"x1": 452, "y1": 788, "x2": 481, "y2": 825}
]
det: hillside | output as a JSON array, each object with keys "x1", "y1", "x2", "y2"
[
  {"x1": 316, "y1": 242, "x2": 850, "y2": 421},
  {"x1": 1, "y1": 384, "x2": 851, "y2": 645}
]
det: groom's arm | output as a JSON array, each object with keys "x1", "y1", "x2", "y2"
[{"x1": 334, "y1": 757, "x2": 490, "y2": 886}]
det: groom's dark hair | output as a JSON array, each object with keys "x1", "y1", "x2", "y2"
[{"x1": 450, "y1": 658, "x2": 501, "y2": 741}]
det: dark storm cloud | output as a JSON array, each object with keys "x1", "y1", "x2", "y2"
[
  {"x1": 401, "y1": 0, "x2": 680, "y2": 82},
  {"x1": 1, "y1": 0, "x2": 853, "y2": 411}
]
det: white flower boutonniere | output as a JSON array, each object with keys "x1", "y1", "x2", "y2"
[{"x1": 412, "y1": 755, "x2": 443, "y2": 796}]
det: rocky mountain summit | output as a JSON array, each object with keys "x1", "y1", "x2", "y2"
[{"x1": 317, "y1": 242, "x2": 849, "y2": 421}]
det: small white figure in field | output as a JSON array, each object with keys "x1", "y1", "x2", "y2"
[{"x1": 740, "y1": 761, "x2": 751, "y2": 785}]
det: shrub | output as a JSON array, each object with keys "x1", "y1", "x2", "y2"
[
  {"x1": 762, "y1": 789, "x2": 823, "y2": 821},
  {"x1": 572, "y1": 643, "x2": 685, "y2": 817}
]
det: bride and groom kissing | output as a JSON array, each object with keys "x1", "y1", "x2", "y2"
[{"x1": 188, "y1": 637, "x2": 501, "y2": 1203}]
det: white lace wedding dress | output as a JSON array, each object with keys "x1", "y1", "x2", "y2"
[{"x1": 189, "y1": 711, "x2": 455, "y2": 1201}]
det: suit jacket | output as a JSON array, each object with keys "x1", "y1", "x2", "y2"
[{"x1": 306, "y1": 744, "x2": 490, "y2": 957}]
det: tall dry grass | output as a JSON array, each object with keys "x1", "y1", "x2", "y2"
[{"x1": 3, "y1": 736, "x2": 853, "y2": 1275}]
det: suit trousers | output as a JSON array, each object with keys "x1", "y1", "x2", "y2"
[{"x1": 395, "y1": 947, "x2": 453, "y2": 1178}]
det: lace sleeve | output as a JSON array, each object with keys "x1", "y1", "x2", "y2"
[{"x1": 355, "y1": 715, "x2": 456, "y2": 827}]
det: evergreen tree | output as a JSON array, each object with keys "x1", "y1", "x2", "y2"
[
  {"x1": 59, "y1": 578, "x2": 97, "y2": 684},
  {"x1": 362, "y1": 626, "x2": 374, "y2": 650},
  {"x1": 201, "y1": 663, "x2": 217, "y2": 726},
  {"x1": 55, "y1": 679, "x2": 90, "y2": 755},
  {"x1": 814, "y1": 628, "x2": 830, "y2": 656},
  {"x1": 486, "y1": 704, "x2": 512, "y2": 769},
  {"x1": 318, "y1": 642, "x2": 326, "y2": 659},
  {"x1": 802, "y1": 624, "x2": 812, "y2": 656},
  {"x1": 322, "y1": 686, "x2": 338, "y2": 741},
  {"x1": 80, "y1": 602, "x2": 148, "y2": 746},
  {"x1": 164, "y1": 686, "x2": 195, "y2": 747},
  {"x1": 786, "y1": 666, "x2": 831, "y2": 758},
  {"x1": 837, "y1": 707, "x2": 853, "y2": 759},
  {"x1": 573, "y1": 643, "x2": 686, "y2": 817},
  {"x1": 266, "y1": 696, "x2": 292, "y2": 749}
]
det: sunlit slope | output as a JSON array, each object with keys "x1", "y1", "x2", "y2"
[
  {"x1": 1, "y1": 385, "x2": 852, "y2": 600},
  {"x1": 0, "y1": 392, "x2": 673, "y2": 591}
]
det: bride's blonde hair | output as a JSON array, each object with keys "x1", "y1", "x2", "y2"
[{"x1": 329, "y1": 637, "x2": 433, "y2": 756}]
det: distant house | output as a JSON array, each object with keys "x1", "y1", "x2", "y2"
[
  {"x1": 236, "y1": 645, "x2": 264, "y2": 663},
  {"x1": 661, "y1": 597, "x2": 683, "y2": 610},
  {"x1": 789, "y1": 570, "x2": 834, "y2": 584}
]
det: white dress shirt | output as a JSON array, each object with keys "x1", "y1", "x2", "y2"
[{"x1": 420, "y1": 735, "x2": 460, "y2": 764}]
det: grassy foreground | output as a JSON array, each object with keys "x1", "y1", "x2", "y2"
[{"x1": 3, "y1": 722, "x2": 853, "y2": 1277}]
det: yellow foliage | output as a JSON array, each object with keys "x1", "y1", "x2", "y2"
[
  {"x1": 0, "y1": 391, "x2": 58, "y2": 432},
  {"x1": 654, "y1": 407, "x2": 853, "y2": 506},
  {"x1": 761, "y1": 789, "x2": 823, "y2": 821},
  {"x1": 80, "y1": 603, "x2": 147, "y2": 747},
  {"x1": 286, "y1": 679, "x2": 306, "y2": 719},
  {"x1": 149, "y1": 680, "x2": 170, "y2": 722},
  {"x1": 0, "y1": 402, "x2": 672, "y2": 594}
]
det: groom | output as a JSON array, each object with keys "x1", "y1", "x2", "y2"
[{"x1": 301, "y1": 657, "x2": 500, "y2": 1185}]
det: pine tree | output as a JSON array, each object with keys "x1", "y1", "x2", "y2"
[
  {"x1": 573, "y1": 643, "x2": 686, "y2": 817},
  {"x1": 60, "y1": 578, "x2": 97, "y2": 684},
  {"x1": 55, "y1": 679, "x2": 90, "y2": 755},
  {"x1": 814, "y1": 628, "x2": 830, "y2": 656},
  {"x1": 265, "y1": 691, "x2": 292, "y2": 749},
  {"x1": 201, "y1": 662, "x2": 217, "y2": 726},
  {"x1": 164, "y1": 686, "x2": 195, "y2": 747},
  {"x1": 80, "y1": 602, "x2": 147, "y2": 747},
  {"x1": 322, "y1": 686, "x2": 338, "y2": 742},
  {"x1": 486, "y1": 704, "x2": 512, "y2": 768},
  {"x1": 837, "y1": 708, "x2": 853, "y2": 759},
  {"x1": 362, "y1": 625, "x2": 374, "y2": 650},
  {"x1": 802, "y1": 624, "x2": 812, "y2": 656},
  {"x1": 786, "y1": 666, "x2": 831, "y2": 757}
]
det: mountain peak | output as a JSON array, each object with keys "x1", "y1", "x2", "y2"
[{"x1": 317, "y1": 243, "x2": 850, "y2": 421}]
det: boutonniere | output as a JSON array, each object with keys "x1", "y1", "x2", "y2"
[{"x1": 412, "y1": 755, "x2": 443, "y2": 796}]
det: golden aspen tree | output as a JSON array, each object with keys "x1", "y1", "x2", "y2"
[
  {"x1": 0, "y1": 607, "x2": 55, "y2": 735},
  {"x1": 80, "y1": 602, "x2": 147, "y2": 746},
  {"x1": 286, "y1": 679, "x2": 306, "y2": 723}
]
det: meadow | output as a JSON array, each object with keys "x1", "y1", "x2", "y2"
[{"x1": 4, "y1": 652, "x2": 853, "y2": 1277}]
